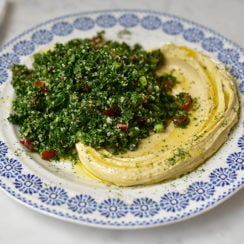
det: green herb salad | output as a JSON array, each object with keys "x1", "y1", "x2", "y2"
[{"x1": 8, "y1": 31, "x2": 192, "y2": 160}]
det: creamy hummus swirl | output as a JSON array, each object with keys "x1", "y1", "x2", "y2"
[{"x1": 76, "y1": 44, "x2": 239, "y2": 186}]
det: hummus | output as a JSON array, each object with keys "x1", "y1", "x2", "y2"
[{"x1": 75, "y1": 44, "x2": 239, "y2": 186}]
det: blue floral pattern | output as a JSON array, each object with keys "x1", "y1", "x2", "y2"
[
  {"x1": 38, "y1": 186, "x2": 68, "y2": 206},
  {"x1": 187, "y1": 182, "x2": 215, "y2": 201},
  {"x1": 73, "y1": 17, "x2": 95, "y2": 31},
  {"x1": 52, "y1": 21, "x2": 73, "y2": 36},
  {"x1": 98, "y1": 198, "x2": 128, "y2": 219},
  {"x1": 31, "y1": 30, "x2": 53, "y2": 45},
  {"x1": 201, "y1": 37, "x2": 223, "y2": 52},
  {"x1": 183, "y1": 28, "x2": 204, "y2": 42},
  {"x1": 0, "y1": 10, "x2": 243, "y2": 228},
  {"x1": 231, "y1": 62, "x2": 244, "y2": 80},
  {"x1": 237, "y1": 136, "x2": 244, "y2": 150},
  {"x1": 0, "y1": 53, "x2": 20, "y2": 69},
  {"x1": 239, "y1": 81, "x2": 244, "y2": 93},
  {"x1": 118, "y1": 13, "x2": 139, "y2": 28},
  {"x1": 0, "y1": 69, "x2": 8, "y2": 84},
  {"x1": 141, "y1": 15, "x2": 161, "y2": 30},
  {"x1": 209, "y1": 167, "x2": 237, "y2": 187},
  {"x1": 226, "y1": 152, "x2": 244, "y2": 170},
  {"x1": 0, "y1": 157, "x2": 22, "y2": 178},
  {"x1": 160, "y1": 192, "x2": 189, "y2": 212},
  {"x1": 130, "y1": 197, "x2": 160, "y2": 218},
  {"x1": 13, "y1": 40, "x2": 35, "y2": 56},
  {"x1": 14, "y1": 174, "x2": 42, "y2": 194},
  {"x1": 96, "y1": 14, "x2": 117, "y2": 28},
  {"x1": 0, "y1": 141, "x2": 8, "y2": 156},
  {"x1": 162, "y1": 20, "x2": 184, "y2": 35},
  {"x1": 68, "y1": 194, "x2": 97, "y2": 214},
  {"x1": 217, "y1": 48, "x2": 240, "y2": 64}
]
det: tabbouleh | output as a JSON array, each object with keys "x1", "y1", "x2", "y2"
[{"x1": 8, "y1": 31, "x2": 192, "y2": 160}]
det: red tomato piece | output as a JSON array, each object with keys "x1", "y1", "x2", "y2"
[
  {"x1": 161, "y1": 79, "x2": 175, "y2": 90},
  {"x1": 90, "y1": 36, "x2": 102, "y2": 45},
  {"x1": 180, "y1": 95, "x2": 192, "y2": 111},
  {"x1": 172, "y1": 116, "x2": 189, "y2": 127},
  {"x1": 83, "y1": 84, "x2": 90, "y2": 92},
  {"x1": 34, "y1": 80, "x2": 44, "y2": 87},
  {"x1": 41, "y1": 149, "x2": 56, "y2": 160},
  {"x1": 19, "y1": 138, "x2": 34, "y2": 151},
  {"x1": 103, "y1": 107, "x2": 120, "y2": 117},
  {"x1": 34, "y1": 80, "x2": 48, "y2": 93},
  {"x1": 117, "y1": 123, "x2": 128, "y2": 132}
]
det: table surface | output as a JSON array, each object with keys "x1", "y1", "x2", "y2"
[{"x1": 0, "y1": 0, "x2": 243, "y2": 243}]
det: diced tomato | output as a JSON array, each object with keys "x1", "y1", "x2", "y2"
[
  {"x1": 41, "y1": 87, "x2": 48, "y2": 94},
  {"x1": 178, "y1": 94, "x2": 192, "y2": 111},
  {"x1": 137, "y1": 117, "x2": 147, "y2": 123},
  {"x1": 19, "y1": 138, "x2": 34, "y2": 151},
  {"x1": 172, "y1": 116, "x2": 189, "y2": 127},
  {"x1": 34, "y1": 80, "x2": 48, "y2": 93},
  {"x1": 161, "y1": 79, "x2": 175, "y2": 90},
  {"x1": 34, "y1": 80, "x2": 44, "y2": 87},
  {"x1": 83, "y1": 84, "x2": 90, "y2": 92},
  {"x1": 130, "y1": 55, "x2": 138, "y2": 62},
  {"x1": 103, "y1": 107, "x2": 120, "y2": 117},
  {"x1": 90, "y1": 36, "x2": 102, "y2": 45},
  {"x1": 117, "y1": 123, "x2": 128, "y2": 132},
  {"x1": 41, "y1": 149, "x2": 56, "y2": 160},
  {"x1": 142, "y1": 95, "x2": 148, "y2": 104}
]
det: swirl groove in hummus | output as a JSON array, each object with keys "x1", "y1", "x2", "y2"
[{"x1": 75, "y1": 44, "x2": 239, "y2": 186}]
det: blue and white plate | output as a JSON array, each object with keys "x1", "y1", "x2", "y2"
[{"x1": 0, "y1": 10, "x2": 243, "y2": 229}]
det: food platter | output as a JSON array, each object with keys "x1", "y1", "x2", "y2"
[{"x1": 0, "y1": 9, "x2": 243, "y2": 229}]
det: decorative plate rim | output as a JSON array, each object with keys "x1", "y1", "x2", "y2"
[{"x1": 0, "y1": 9, "x2": 243, "y2": 229}]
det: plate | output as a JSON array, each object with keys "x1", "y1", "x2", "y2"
[{"x1": 0, "y1": 9, "x2": 243, "y2": 229}]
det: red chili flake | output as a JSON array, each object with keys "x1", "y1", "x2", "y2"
[
  {"x1": 19, "y1": 138, "x2": 34, "y2": 151},
  {"x1": 41, "y1": 149, "x2": 56, "y2": 160},
  {"x1": 117, "y1": 123, "x2": 128, "y2": 132}
]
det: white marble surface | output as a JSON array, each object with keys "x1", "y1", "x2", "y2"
[{"x1": 0, "y1": 0, "x2": 243, "y2": 243}]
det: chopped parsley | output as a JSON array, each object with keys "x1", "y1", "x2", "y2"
[
  {"x1": 167, "y1": 147, "x2": 191, "y2": 166},
  {"x1": 8, "y1": 31, "x2": 192, "y2": 160}
]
